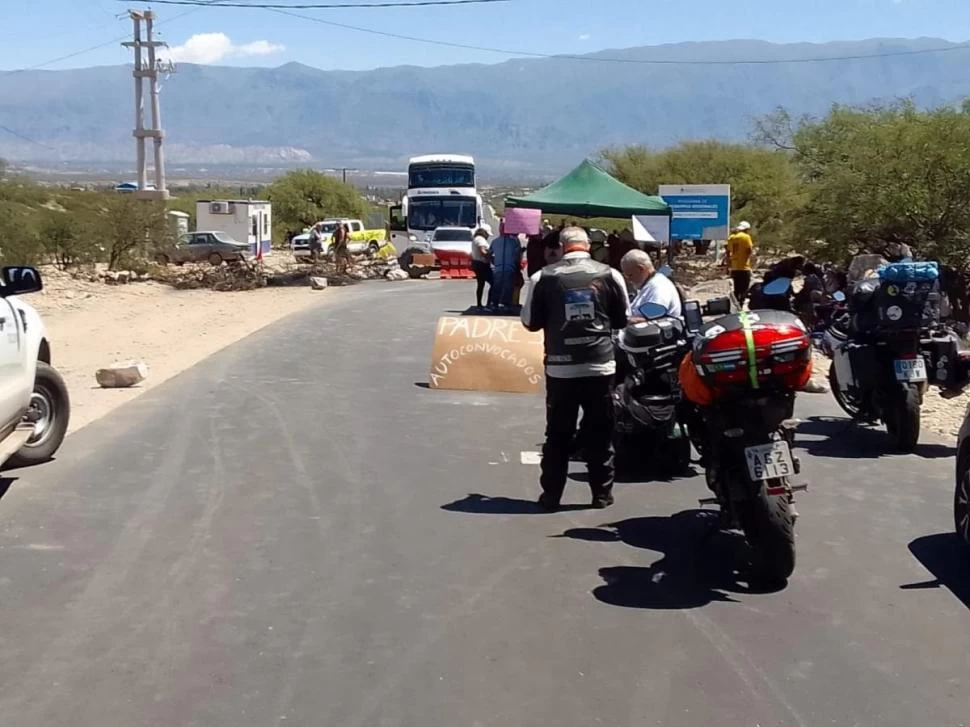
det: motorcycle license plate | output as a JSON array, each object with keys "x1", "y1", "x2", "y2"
[
  {"x1": 894, "y1": 358, "x2": 927, "y2": 382},
  {"x1": 744, "y1": 442, "x2": 795, "y2": 481}
]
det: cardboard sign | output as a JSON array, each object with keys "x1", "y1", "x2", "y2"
[
  {"x1": 503, "y1": 208, "x2": 542, "y2": 236},
  {"x1": 428, "y1": 316, "x2": 545, "y2": 394}
]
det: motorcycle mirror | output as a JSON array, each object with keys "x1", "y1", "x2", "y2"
[
  {"x1": 637, "y1": 302, "x2": 669, "y2": 320},
  {"x1": 763, "y1": 277, "x2": 792, "y2": 296},
  {"x1": 832, "y1": 290, "x2": 847, "y2": 302}
]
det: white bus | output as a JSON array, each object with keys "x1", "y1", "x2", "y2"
[{"x1": 389, "y1": 154, "x2": 494, "y2": 251}]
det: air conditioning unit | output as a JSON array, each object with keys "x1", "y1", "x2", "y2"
[{"x1": 209, "y1": 201, "x2": 230, "y2": 214}]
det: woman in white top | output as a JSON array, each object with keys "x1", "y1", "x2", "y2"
[{"x1": 471, "y1": 227, "x2": 492, "y2": 309}]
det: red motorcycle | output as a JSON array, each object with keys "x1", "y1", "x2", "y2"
[{"x1": 681, "y1": 310, "x2": 812, "y2": 583}]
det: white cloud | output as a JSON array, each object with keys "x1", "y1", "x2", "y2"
[
  {"x1": 578, "y1": 33, "x2": 591, "y2": 41},
  {"x1": 163, "y1": 33, "x2": 285, "y2": 65}
]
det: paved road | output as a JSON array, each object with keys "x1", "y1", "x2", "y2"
[{"x1": 0, "y1": 281, "x2": 967, "y2": 726}]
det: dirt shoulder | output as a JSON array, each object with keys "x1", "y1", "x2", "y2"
[{"x1": 32, "y1": 270, "x2": 343, "y2": 434}]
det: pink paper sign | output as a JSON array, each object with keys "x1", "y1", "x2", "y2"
[{"x1": 503, "y1": 207, "x2": 542, "y2": 235}]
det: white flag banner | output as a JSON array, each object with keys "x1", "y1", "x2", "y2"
[{"x1": 632, "y1": 215, "x2": 670, "y2": 243}]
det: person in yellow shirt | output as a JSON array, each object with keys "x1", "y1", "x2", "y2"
[{"x1": 724, "y1": 221, "x2": 754, "y2": 304}]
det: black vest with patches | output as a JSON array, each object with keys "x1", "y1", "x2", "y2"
[{"x1": 535, "y1": 256, "x2": 618, "y2": 367}]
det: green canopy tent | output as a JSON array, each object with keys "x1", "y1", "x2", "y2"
[{"x1": 504, "y1": 159, "x2": 671, "y2": 219}]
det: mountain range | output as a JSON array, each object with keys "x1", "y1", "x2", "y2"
[{"x1": 1, "y1": 37, "x2": 968, "y2": 174}]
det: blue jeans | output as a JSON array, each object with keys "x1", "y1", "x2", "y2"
[{"x1": 489, "y1": 269, "x2": 515, "y2": 307}]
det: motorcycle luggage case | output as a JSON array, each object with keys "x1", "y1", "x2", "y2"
[
  {"x1": 692, "y1": 310, "x2": 812, "y2": 393},
  {"x1": 619, "y1": 318, "x2": 685, "y2": 352},
  {"x1": 846, "y1": 342, "x2": 880, "y2": 383},
  {"x1": 923, "y1": 333, "x2": 961, "y2": 388},
  {"x1": 874, "y1": 281, "x2": 935, "y2": 330}
]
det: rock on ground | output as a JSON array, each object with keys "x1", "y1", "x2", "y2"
[
  {"x1": 96, "y1": 361, "x2": 149, "y2": 388},
  {"x1": 309, "y1": 277, "x2": 328, "y2": 290}
]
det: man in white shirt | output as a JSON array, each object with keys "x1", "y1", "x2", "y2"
[{"x1": 620, "y1": 249, "x2": 682, "y2": 319}]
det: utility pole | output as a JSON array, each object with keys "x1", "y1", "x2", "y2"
[
  {"x1": 323, "y1": 167, "x2": 358, "y2": 184},
  {"x1": 123, "y1": 10, "x2": 170, "y2": 200}
]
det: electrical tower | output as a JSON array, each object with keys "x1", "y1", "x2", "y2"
[{"x1": 123, "y1": 10, "x2": 171, "y2": 200}]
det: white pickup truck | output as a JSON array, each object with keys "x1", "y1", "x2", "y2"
[{"x1": 0, "y1": 266, "x2": 70, "y2": 469}]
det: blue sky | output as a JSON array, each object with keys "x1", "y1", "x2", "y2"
[{"x1": 2, "y1": 0, "x2": 969, "y2": 71}]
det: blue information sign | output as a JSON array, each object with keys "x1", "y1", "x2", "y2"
[{"x1": 658, "y1": 184, "x2": 731, "y2": 241}]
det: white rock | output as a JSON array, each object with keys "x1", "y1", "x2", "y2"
[
  {"x1": 309, "y1": 276, "x2": 328, "y2": 290},
  {"x1": 801, "y1": 379, "x2": 830, "y2": 394},
  {"x1": 385, "y1": 268, "x2": 409, "y2": 281},
  {"x1": 96, "y1": 361, "x2": 148, "y2": 388}
]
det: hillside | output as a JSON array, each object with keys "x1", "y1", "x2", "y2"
[{"x1": 0, "y1": 37, "x2": 968, "y2": 173}]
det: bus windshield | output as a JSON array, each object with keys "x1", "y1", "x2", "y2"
[
  {"x1": 408, "y1": 164, "x2": 475, "y2": 189},
  {"x1": 408, "y1": 198, "x2": 478, "y2": 231}
]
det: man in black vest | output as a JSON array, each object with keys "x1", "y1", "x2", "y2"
[{"x1": 521, "y1": 227, "x2": 630, "y2": 510}]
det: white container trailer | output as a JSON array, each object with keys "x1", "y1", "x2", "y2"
[{"x1": 195, "y1": 199, "x2": 272, "y2": 256}]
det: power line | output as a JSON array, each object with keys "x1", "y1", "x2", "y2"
[
  {"x1": 269, "y1": 7, "x2": 970, "y2": 66},
  {"x1": 125, "y1": 0, "x2": 510, "y2": 7},
  {"x1": 1, "y1": 0, "x2": 226, "y2": 76},
  {"x1": 0, "y1": 123, "x2": 55, "y2": 150}
]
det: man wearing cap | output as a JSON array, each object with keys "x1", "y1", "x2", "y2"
[
  {"x1": 725, "y1": 221, "x2": 755, "y2": 304},
  {"x1": 521, "y1": 227, "x2": 630, "y2": 511}
]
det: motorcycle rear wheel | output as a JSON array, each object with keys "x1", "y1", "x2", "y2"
[
  {"x1": 886, "y1": 385, "x2": 920, "y2": 454},
  {"x1": 736, "y1": 483, "x2": 796, "y2": 584}
]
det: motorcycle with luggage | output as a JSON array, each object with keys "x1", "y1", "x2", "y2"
[
  {"x1": 681, "y1": 309, "x2": 812, "y2": 583},
  {"x1": 612, "y1": 302, "x2": 694, "y2": 476},
  {"x1": 823, "y1": 260, "x2": 967, "y2": 453}
]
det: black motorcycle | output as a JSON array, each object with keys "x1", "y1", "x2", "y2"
[
  {"x1": 612, "y1": 302, "x2": 693, "y2": 476},
  {"x1": 824, "y1": 262, "x2": 963, "y2": 453}
]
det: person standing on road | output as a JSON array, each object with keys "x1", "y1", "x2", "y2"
[
  {"x1": 471, "y1": 226, "x2": 493, "y2": 309},
  {"x1": 331, "y1": 223, "x2": 349, "y2": 273},
  {"x1": 724, "y1": 221, "x2": 754, "y2": 304},
  {"x1": 488, "y1": 223, "x2": 522, "y2": 309},
  {"x1": 521, "y1": 227, "x2": 630, "y2": 511}
]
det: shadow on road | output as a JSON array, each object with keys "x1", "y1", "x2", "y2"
[
  {"x1": 569, "y1": 466, "x2": 700, "y2": 486},
  {"x1": 796, "y1": 416, "x2": 956, "y2": 460},
  {"x1": 0, "y1": 477, "x2": 14, "y2": 503},
  {"x1": 557, "y1": 510, "x2": 786, "y2": 610},
  {"x1": 901, "y1": 533, "x2": 970, "y2": 610},
  {"x1": 442, "y1": 493, "x2": 589, "y2": 515}
]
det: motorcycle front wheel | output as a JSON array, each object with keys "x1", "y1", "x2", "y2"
[
  {"x1": 829, "y1": 363, "x2": 863, "y2": 419},
  {"x1": 736, "y1": 483, "x2": 796, "y2": 584},
  {"x1": 886, "y1": 384, "x2": 921, "y2": 454}
]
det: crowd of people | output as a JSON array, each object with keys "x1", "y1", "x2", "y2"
[
  {"x1": 308, "y1": 221, "x2": 352, "y2": 273},
  {"x1": 471, "y1": 219, "x2": 659, "y2": 313}
]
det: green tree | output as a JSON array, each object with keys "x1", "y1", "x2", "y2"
[
  {"x1": 602, "y1": 141, "x2": 800, "y2": 247},
  {"x1": 38, "y1": 209, "x2": 103, "y2": 269},
  {"x1": 266, "y1": 170, "x2": 366, "y2": 241},
  {"x1": 757, "y1": 101, "x2": 970, "y2": 268},
  {"x1": 0, "y1": 208, "x2": 41, "y2": 265},
  {"x1": 103, "y1": 196, "x2": 170, "y2": 270}
]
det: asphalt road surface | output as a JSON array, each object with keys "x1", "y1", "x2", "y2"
[{"x1": 1, "y1": 281, "x2": 967, "y2": 726}]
